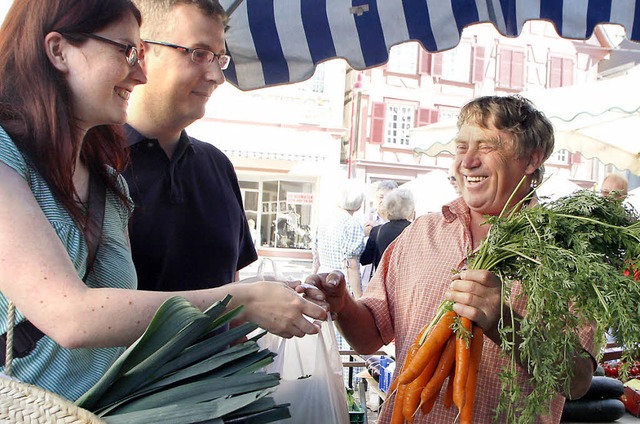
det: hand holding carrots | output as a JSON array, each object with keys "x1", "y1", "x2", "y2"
[
  {"x1": 446, "y1": 269, "x2": 502, "y2": 333},
  {"x1": 390, "y1": 302, "x2": 484, "y2": 424}
]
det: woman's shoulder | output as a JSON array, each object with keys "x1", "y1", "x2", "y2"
[{"x1": 0, "y1": 125, "x2": 29, "y2": 177}]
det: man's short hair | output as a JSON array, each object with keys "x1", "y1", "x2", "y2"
[
  {"x1": 377, "y1": 180, "x2": 398, "y2": 192},
  {"x1": 457, "y1": 95, "x2": 555, "y2": 187},
  {"x1": 133, "y1": 0, "x2": 228, "y2": 38}
]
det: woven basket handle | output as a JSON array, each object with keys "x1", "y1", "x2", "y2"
[{"x1": 4, "y1": 302, "x2": 14, "y2": 376}]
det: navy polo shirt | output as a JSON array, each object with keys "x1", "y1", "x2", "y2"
[{"x1": 123, "y1": 125, "x2": 257, "y2": 291}]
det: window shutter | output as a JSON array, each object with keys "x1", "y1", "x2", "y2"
[
  {"x1": 562, "y1": 58, "x2": 574, "y2": 86},
  {"x1": 570, "y1": 152, "x2": 583, "y2": 163},
  {"x1": 416, "y1": 107, "x2": 439, "y2": 127},
  {"x1": 548, "y1": 57, "x2": 562, "y2": 88},
  {"x1": 370, "y1": 102, "x2": 386, "y2": 144},
  {"x1": 511, "y1": 50, "x2": 525, "y2": 89},
  {"x1": 472, "y1": 46, "x2": 485, "y2": 83},
  {"x1": 498, "y1": 49, "x2": 512, "y2": 88},
  {"x1": 431, "y1": 53, "x2": 443, "y2": 77},
  {"x1": 419, "y1": 49, "x2": 431, "y2": 74}
]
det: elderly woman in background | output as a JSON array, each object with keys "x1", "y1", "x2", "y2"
[{"x1": 360, "y1": 188, "x2": 415, "y2": 273}]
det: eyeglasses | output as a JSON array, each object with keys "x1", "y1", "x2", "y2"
[
  {"x1": 143, "y1": 40, "x2": 230, "y2": 70},
  {"x1": 80, "y1": 33, "x2": 139, "y2": 67},
  {"x1": 448, "y1": 176, "x2": 457, "y2": 182}
]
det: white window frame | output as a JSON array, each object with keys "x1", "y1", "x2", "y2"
[{"x1": 385, "y1": 103, "x2": 415, "y2": 146}]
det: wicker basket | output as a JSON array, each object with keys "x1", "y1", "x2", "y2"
[
  {"x1": 0, "y1": 377, "x2": 104, "y2": 423},
  {"x1": 1, "y1": 303, "x2": 104, "y2": 423}
]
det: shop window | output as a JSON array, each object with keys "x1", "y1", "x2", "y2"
[{"x1": 259, "y1": 180, "x2": 314, "y2": 249}]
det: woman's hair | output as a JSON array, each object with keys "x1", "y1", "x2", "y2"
[
  {"x1": 337, "y1": 180, "x2": 365, "y2": 212},
  {"x1": 457, "y1": 95, "x2": 555, "y2": 187},
  {"x1": 0, "y1": 0, "x2": 141, "y2": 224},
  {"x1": 381, "y1": 188, "x2": 415, "y2": 221}
]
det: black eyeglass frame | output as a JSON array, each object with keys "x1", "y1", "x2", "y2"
[
  {"x1": 143, "y1": 40, "x2": 230, "y2": 70},
  {"x1": 77, "y1": 33, "x2": 139, "y2": 67}
]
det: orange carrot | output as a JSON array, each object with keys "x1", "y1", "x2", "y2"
[
  {"x1": 460, "y1": 326, "x2": 484, "y2": 424},
  {"x1": 398, "y1": 311, "x2": 456, "y2": 385},
  {"x1": 391, "y1": 384, "x2": 408, "y2": 424},
  {"x1": 453, "y1": 317, "x2": 472, "y2": 411},
  {"x1": 402, "y1": 353, "x2": 440, "y2": 422},
  {"x1": 419, "y1": 334, "x2": 456, "y2": 406},
  {"x1": 389, "y1": 323, "x2": 431, "y2": 394},
  {"x1": 442, "y1": 367, "x2": 455, "y2": 409},
  {"x1": 419, "y1": 391, "x2": 437, "y2": 415}
]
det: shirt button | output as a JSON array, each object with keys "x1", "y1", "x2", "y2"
[{"x1": 147, "y1": 142, "x2": 154, "y2": 148}]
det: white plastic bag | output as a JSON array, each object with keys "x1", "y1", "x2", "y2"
[
  {"x1": 241, "y1": 258, "x2": 287, "y2": 283},
  {"x1": 260, "y1": 317, "x2": 350, "y2": 424}
]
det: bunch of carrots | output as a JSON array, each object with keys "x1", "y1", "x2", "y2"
[{"x1": 389, "y1": 301, "x2": 483, "y2": 424}]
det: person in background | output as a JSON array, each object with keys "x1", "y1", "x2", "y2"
[
  {"x1": 123, "y1": 0, "x2": 257, "y2": 292},
  {"x1": 301, "y1": 95, "x2": 594, "y2": 423},
  {"x1": 448, "y1": 162, "x2": 461, "y2": 195},
  {"x1": 312, "y1": 180, "x2": 366, "y2": 298},
  {"x1": 361, "y1": 180, "x2": 397, "y2": 289},
  {"x1": 0, "y1": 0, "x2": 326, "y2": 402},
  {"x1": 360, "y1": 188, "x2": 414, "y2": 273},
  {"x1": 600, "y1": 173, "x2": 628, "y2": 200},
  {"x1": 363, "y1": 180, "x2": 398, "y2": 237}
]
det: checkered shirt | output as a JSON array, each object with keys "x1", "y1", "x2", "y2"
[{"x1": 362, "y1": 198, "x2": 596, "y2": 424}]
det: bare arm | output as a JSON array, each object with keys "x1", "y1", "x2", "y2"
[
  {"x1": 446, "y1": 269, "x2": 594, "y2": 400},
  {"x1": 0, "y1": 163, "x2": 327, "y2": 349},
  {"x1": 345, "y1": 256, "x2": 362, "y2": 298}
]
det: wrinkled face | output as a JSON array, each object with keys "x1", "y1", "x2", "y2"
[
  {"x1": 454, "y1": 122, "x2": 538, "y2": 216},
  {"x1": 64, "y1": 13, "x2": 146, "y2": 130},
  {"x1": 376, "y1": 189, "x2": 391, "y2": 210},
  {"x1": 139, "y1": 4, "x2": 226, "y2": 131}
]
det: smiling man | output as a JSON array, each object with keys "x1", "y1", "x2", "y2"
[
  {"x1": 123, "y1": 0, "x2": 257, "y2": 293},
  {"x1": 301, "y1": 95, "x2": 596, "y2": 423}
]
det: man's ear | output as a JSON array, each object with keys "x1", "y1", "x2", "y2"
[
  {"x1": 525, "y1": 149, "x2": 545, "y2": 175},
  {"x1": 44, "y1": 32, "x2": 69, "y2": 73}
]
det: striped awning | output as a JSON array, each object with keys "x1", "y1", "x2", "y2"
[{"x1": 220, "y1": 0, "x2": 640, "y2": 91}]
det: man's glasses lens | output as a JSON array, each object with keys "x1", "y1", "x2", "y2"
[{"x1": 217, "y1": 54, "x2": 231, "y2": 70}]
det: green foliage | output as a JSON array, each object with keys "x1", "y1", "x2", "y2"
[
  {"x1": 470, "y1": 189, "x2": 640, "y2": 424},
  {"x1": 76, "y1": 296, "x2": 289, "y2": 424}
]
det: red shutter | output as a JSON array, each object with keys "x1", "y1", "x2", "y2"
[
  {"x1": 571, "y1": 152, "x2": 583, "y2": 163},
  {"x1": 562, "y1": 58, "x2": 574, "y2": 86},
  {"x1": 416, "y1": 107, "x2": 439, "y2": 127},
  {"x1": 370, "y1": 102, "x2": 386, "y2": 144},
  {"x1": 431, "y1": 53, "x2": 443, "y2": 77},
  {"x1": 511, "y1": 50, "x2": 525, "y2": 89},
  {"x1": 548, "y1": 57, "x2": 562, "y2": 88},
  {"x1": 498, "y1": 48, "x2": 512, "y2": 88},
  {"x1": 472, "y1": 46, "x2": 485, "y2": 83},
  {"x1": 419, "y1": 49, "x2": 431, "y2": 74}
]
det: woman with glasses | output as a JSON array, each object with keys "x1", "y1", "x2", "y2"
[{"x1": 0, "y1": 0, "x2": 326, "y2": 402}]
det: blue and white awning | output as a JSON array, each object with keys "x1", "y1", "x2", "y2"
[{"x1": 220, "y1": 0, "x2": 640, "y2": 91}]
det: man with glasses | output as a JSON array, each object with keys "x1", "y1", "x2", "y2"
[{"x1": 124, "y1": 0, "x2": 257, "y2": 293}]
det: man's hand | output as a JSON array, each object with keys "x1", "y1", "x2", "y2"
[
  {"x1": 445, "y1": 269, "x2": 502, "y2": 336},
  {"x1": 297, "y1": 271, "x2": 351, "y2": 316}
]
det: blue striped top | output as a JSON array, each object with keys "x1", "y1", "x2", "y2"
[{"x1": 0, "y1": 126, "x2": 137, "y2": 401}]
